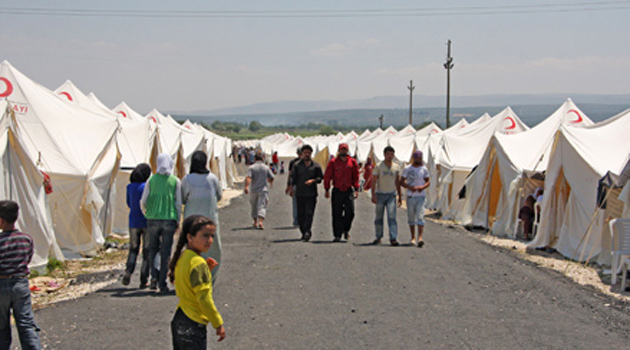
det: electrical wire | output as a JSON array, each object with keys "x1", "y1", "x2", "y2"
[{"x1": 1, "y1": 1, "x2": 630, "y2": 18}]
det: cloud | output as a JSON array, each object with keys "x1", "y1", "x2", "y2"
[{"x1": 310, "y1": 38, "x2": 381, "y2": 57}]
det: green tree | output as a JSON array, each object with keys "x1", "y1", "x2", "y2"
[
  {"x1": 319, "y1": 125, "x2": 336, "y2": 136},
  {"x1": 249, "y1": 120, "x2": 263, "y2": 132}
]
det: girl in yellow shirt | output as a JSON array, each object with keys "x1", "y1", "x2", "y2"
[{"x1": 168, "y1": 215, "x2": 226, "y2": 349}]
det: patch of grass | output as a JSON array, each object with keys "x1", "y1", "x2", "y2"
[{"x1": 46, "y1": 258, "x2": 65, "y2": 275}]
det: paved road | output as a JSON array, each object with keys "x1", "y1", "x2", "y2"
[{"x1": 20, "y1": 170, "x2": 630, "y2": 349}]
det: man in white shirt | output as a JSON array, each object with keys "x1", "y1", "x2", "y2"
[
  {"x1": 401, "y1": 150, "x2": 430, "y2": 247},
  {"x1": 371, "y1": 146, "x2": 402, "y2": 246}
]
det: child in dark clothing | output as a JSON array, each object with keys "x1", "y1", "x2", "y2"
[
  {"x1": 0, "y1": 200, "x2": 42, "y2": 350},
  {"x1": 123, "y1": 163, "x2": 152, "y2": 288}
]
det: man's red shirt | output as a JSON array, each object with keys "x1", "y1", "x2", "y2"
[{"x1": 324, "y1": 156, "x2": 360, "y2": 192}]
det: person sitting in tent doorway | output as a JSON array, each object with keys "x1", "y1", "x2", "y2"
[{"x1": 519, "y1": 195, "x2": 536, "y2": 240}]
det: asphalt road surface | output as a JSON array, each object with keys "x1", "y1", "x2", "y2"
[{"x1": 20, "y1": 170, "x2": 630, "y2": 349}]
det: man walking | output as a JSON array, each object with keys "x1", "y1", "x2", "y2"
[
  {"x1": 371, "y1": 146, "x2": 402, "y2": 246},
  {"x1": 324, "y1": 143, "x2": 360, "y2": 242},
  {"x1": 289, "y1": 145, "x2": 323, "y2": 242},
  {"x1": 245, "y1": 153, "x2": 275, "y2": 229},
  {"x1": 285, "y1": 147, "x2": 302, "y2": 227},
  {"x1": 401, "y1": 150, "x2": 431, "y2": 247}
]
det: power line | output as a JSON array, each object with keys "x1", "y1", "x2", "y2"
[{"x1": 1, "y1": 1, "x2": 630, "y2": 18}]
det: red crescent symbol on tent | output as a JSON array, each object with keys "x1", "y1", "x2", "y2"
[
  {"x1": 0, "y1": 77, "x2": 13, "y2": 98},
  {"x1": 504, "y1": 116, "x2": 516, "y2": 130},
  {"x1": 568, "y1": 109, "x2": 583, "y2": 123},
  {"x1": 431, "y1": 129, "x2": 439, "y2": 134},
  {"x1": 117, "y1": 111, "x2": 127, "y2": 118},
  {"x1": 58, "y1": 91, "x2": 73, "y2": 101},
  {"x1": 149, "y1": 116, "x2": 157, "y2": 123},
  {"x1": 185, "y1": 125, "x2": 191, "y2": 130}
]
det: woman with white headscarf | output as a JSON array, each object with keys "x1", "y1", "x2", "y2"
[
  {"x1": 182, "y1": 150, "x2": 223, "y2": 284},
  {"x1": 141, "y1": 153, "x2": 182, "y2": 293}
]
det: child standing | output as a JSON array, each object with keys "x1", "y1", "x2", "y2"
[
  {"x1": 123, "y1": 163, "x2": 152, "y2": 288},
  {"x1": 0, "y1": 200, "x2": 42, "y2": 350},
  {"x1": 168, "y1": 215, "x2": 225, "y2": 349}
]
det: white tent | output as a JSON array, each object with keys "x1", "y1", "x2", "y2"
[
  {"x1": 432, "y1": 107, "x2": 529, "y2": 217},
  {"x1": 1, "y1": 61, "x2": 120, "y2": 256},
  {"x1": 55, "y1": 84, "x2": 158, "y2": 235},
  {"x1": 0, "y1": 101, "x2": 62, "y2": 268},
  {"x1": 457, "y1": 99, "x2": 593, "y2": 236},
  {"x1": 530, "y1": 109, "x2": 630, "y2": 264}
]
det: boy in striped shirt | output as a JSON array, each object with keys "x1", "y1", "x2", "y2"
[{"x1": 0, "y1": 200, "x2": 41, "y2": 350}]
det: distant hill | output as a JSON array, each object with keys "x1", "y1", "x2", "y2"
[
  {"x1": 175, "y1": 93, "x2": 630, "y2": 118},
  {"x1": 174, "y1": 102, "x2": 629, "y2": 129}
]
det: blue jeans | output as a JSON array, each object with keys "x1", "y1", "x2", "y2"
[
  {"x1": 0, "y1": 277, "x2": 41, "y2": 350},
  {"x1": 407, "y1": 196, "x2": 426, "y2": 226},
  {"x1": 374, "y1": 192, "x2": 398, "y2": 241},
  {"x1": 147, "y1": 219, "x2": 178, "y2": 291}
]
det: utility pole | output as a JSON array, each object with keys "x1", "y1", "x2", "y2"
[
  {"x1": 407, "y1": 80, "x2": 415, "y2": 125},
  {"x1": 379, "y1": 114, "x2": 384, "y2": 129},
  {"x1": 444, "y1": 40, "x2": 454, "y2": 128}
]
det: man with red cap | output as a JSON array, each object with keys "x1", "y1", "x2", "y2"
[{"x1": 324, "y1": 143, "x2": 360, "y2": 242}]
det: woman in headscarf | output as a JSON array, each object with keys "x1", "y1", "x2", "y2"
[
  {"x1": 182, "y1": 150, "x2": 223, "y2": 284},
  {"x1": 141, "y1": 153, "x2": 182, "y2": 293},
  {"x1": 123, "y1": 163, "x2": 152, "y2": 288}
]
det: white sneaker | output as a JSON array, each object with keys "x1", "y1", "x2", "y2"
[{"x1": 409, "y1": 239, "x2": 417, "y2": 246}]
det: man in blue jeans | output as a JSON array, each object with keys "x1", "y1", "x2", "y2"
[
  {"x1": 371, "y1": 146, "x2": 402, "y2": 246},
  {"x1": 0, "y1": 200, "x2": 41, "y2": 350}
]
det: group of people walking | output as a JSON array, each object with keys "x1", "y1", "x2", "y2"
[
  {"x1": 1, "y1": 144, "x2": 430, "y2": 350},
  {"x1": 247, "y1": 143, "x2": 431, "y2": 247},
  {"x1": 125, "y1": 151, "x2": 226, "y2": 348}
]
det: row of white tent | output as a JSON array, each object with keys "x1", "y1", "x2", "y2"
[
  {"x1": 242, "y1": 98, "x2": 630, "y2": 265},
  {"x1": 0, "y1": 61, "x2": 236, "y2": 269}
]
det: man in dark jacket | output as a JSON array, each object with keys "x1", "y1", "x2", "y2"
[{"x1": 289, "y1": 145, "x2": 323, "y2": 242}]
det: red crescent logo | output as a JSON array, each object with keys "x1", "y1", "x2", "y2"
[
  {"x1": 431, "y1": 129, "x2": 439, "y2": 134},
  {"x1": 568, "y1": 109, "x2": 583, "y2": 123},
  {"x1": 58, "y1": 91, "x2": 73, "y2": 101},
  {"x1": 149, "y1": 116, "x2": 157, "y2": 123},
  {"x1": 117, "y1": 111, "x2": 127, "y2": 118},
  {"x1": 185, "y1": 125, "x2": 191, "y2": 130},
  {"x1": 0, "y1": 77, "x2": 13, "y2": 98},
  {"x1": 504, "y1": 116, "x2": 516, "y2": 130}
]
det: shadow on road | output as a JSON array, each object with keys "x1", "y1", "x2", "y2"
[
  {"x1": 269, "y1": 238, "x2": 303, "y2": 244},
  {"x1": 231, "y1": 226, "x2": 257, "y2": 231},
  {"x1": 98, "y1": 287, "x2": 175, "y2": 298},
  {"x1": 309, "y1": 240, "x2": 347, "y2": 245},
  {"x1": 273, "y1": 226, "x2": 299, "y2": 230}
]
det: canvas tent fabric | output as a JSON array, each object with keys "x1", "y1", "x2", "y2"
[
  {"x1": 1, "y1": 61, "x2": 121, "y2": 256},
  {"x1": 0, "y1": 102, "x2": 63, "y2": 268},
  {"x1": 529, "y1": 109, "x2": 630, "y2": 264},
  {"x1": 56, "y1": 85, "x2": 157, "y2": 235},
  {"x1": 457, "y1": 99, "x2": 593, "y2": 237},
  {"x1": 432, "y1": 107, "x2": 529, "y2": 218}
]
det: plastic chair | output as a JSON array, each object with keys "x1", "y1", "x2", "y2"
[
  {"x1": 609, "y1": 218, "x2": 630, "y2": 288},
  {"x1": 532, "y1": 202, "x2": 541, "y2": 239}
]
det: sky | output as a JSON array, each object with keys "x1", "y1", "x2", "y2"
[{"x1": 2, "y1": 0, "x2": 630, "y2": 114}]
